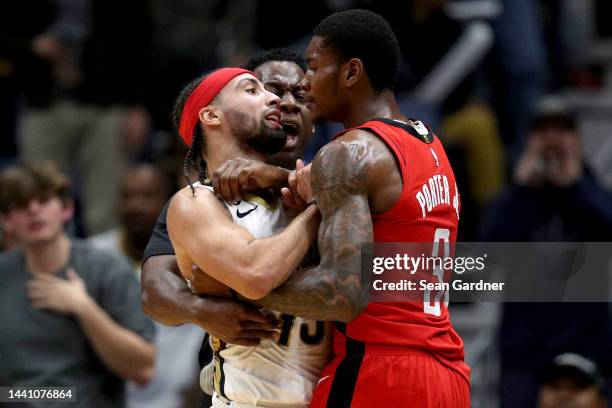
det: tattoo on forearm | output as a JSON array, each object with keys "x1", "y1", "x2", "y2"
[{"x1": 257, "y1": 136, "x2": 376, "y2": 321}]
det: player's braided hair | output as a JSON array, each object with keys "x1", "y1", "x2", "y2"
[
  {"x1": 174, "y1": 50, "x2": 307, "y2": 195},
  {"x1": 182, "y1": 129, "x2": 205, "y2": 194},
  {"x1": 172, "y1": 73, "x2": 216, "y2": 195}
]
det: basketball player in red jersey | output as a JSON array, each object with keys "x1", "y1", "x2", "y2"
[{"x1": 213, "y1": 9, "x2": 470, "y2": 407}]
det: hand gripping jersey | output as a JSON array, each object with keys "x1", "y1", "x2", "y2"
[
  {"x1": 327, "y1": 119, "x2": 470, "y2": 395},
  {"x1": 193, "y1": 183, "x2": 331, "y2": 407}
]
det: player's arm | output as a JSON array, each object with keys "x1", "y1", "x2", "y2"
[
  {"x1": 141, "y1": 255, "x2": 280, "y2": 346},
  {"x1": 255, "y1": 131, "x2": 375, "y2": 322},
  {"x1": 167, "y1": 187, "x2": 320, "y2": 300},
  {"x1": 211, "y1": 158, "x2": 291, "y2": 201},
  {"x1": 141, "y1": 254, "x2": 193, "y2": 326}
]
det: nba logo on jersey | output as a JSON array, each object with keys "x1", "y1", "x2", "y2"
[{"x1": 430, "y1": 148, "x2": 440, "y2": 167}]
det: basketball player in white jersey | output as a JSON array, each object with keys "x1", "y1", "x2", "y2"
[{"x1": 167, "y1": 68, "x2": 330, "y2": 408}]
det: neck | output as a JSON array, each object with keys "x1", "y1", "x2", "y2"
[
  {"x1": 24, "y1": 233, "x2": 71, "y2": 274},
  {"x1": 342, "y1": 89, "x2": 407, "y2": 129},
  {"x1": 205, "y1": 131, "x2": 268, "y2": 175}
]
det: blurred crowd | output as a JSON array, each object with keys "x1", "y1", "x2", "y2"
[{"x1": 1, "y1": 0, "x2": 611, "y2": 407}]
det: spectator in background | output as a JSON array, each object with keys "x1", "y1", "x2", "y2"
[
  {"x1": 90, "y1": 163, "x2": 204, "y2": 408},
  {"x1": 90, "y1": 163, "x2": 174, "y2": 270},
  {"x1": 489, "y1": 0, "x2": 548, "y2": 150},
  {"x1": 538, "y1": 353, "x2": 608, "y2": 408},
  {"x1": 396, "y1": 0, "x2": 505, "y2": 240},
  {"x1": 0, "y1": 0, "x2": 63, "y2": 166},
  {"x1": 16, "y1": 0, "x2": 153, "y2": 235},
  {"x1": 541, "y1": 0, "x2": 599, "y2": 90},
  {"x1": 0, "y1": 161, "x2": 155, "y2": 407},
  {"x1": 480, "y1": 97, "x2": 612, "y2": 408},
  {"x1": 143, "y1": 0, "x2": 258, "y2": 168},
  {"x1": 481, "y1": 96, "x2": 612, "y2": 242}
]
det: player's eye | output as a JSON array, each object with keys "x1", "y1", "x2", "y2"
[
  {"x1": 294, "y1": 90, "x2": 306, "y2": 101},
  {"x1": 246, "y1": 88, "x2": 257, "y2": 94},
  {"x1": 265, "y1": 86, "x2": 281, "y2": 97}
]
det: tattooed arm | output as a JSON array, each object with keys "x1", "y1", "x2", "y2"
[{"x1": 255, "y1": 130, "x2": 380, "y2": 322}]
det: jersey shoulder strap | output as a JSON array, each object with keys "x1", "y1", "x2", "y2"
[
  {"x1": 368, "y1": 118, "x2": 435, "y2": 144},
  {"x1": 334, "y1": 118, "x2": 435, "y2": 144}
]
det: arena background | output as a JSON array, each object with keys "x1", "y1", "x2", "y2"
[{"x1": 1, "y1": 1, "x2": 611, "y2": 407}]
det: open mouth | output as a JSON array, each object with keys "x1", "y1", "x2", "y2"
[
  {"x1": 281, "y1": 121, "x2": 300, "y2": 148},
  {"x1": 265, "y1": 110, "x2": 282, "y2": 128},
  {"x1": 282, "y1": 122, "x2": 298, "y2": 137}
]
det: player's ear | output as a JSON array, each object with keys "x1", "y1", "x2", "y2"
[
  {"x1": 200, "y1": 106, "x2": 222, "y2": 127},
  {"x1": 343, "y1": 58, "x2": 364, "y2": 88}
]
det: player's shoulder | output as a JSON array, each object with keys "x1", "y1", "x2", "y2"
[
  {"x1": 334, "y1": 127, "x2": 376, "y2": 144},
  {"x1": 170, "y1": 184, "x2": 218, "y2": 213},
  {"x1": 322, "y1": 128, "x2": 397, "y2": 170},
  {"x1": 367, "y1": 117, "x2": 435, "y2": 143},
  {"x1": 316, "y1": 127, "x2": 380, "y2": 161},
  {"x1": 168, "y1": 184, "x2": 231, "y2": 229}
]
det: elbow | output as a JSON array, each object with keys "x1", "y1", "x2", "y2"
[
  {"x1": 126, "y1": 345, "x2": 156, "y2": 385},
  {"x1": 236, "y1": 266, "x2": 279, "y2": 301},
  {"x1": 335, "y1": 282, "x2": 369, "y2": 323},
  {"x1": 140, "y1": 284, "x2": 155, "y2": 318},
  {"x1": 335, "y1": 302, "x2": 367, "y2": 323},
  {"x1": 335, "y1": 309, "x2": 358, "y2": 323},
  {"x1": 129, "y1": 365, "x2": 155, "y2": 385},
  {"x1": 238, "y1": 276, "x2": 274, "y2": 301},
  {"x1": 140, "y1": 265, "x2": 156, "y2": 318}
]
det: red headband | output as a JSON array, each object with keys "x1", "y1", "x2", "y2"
[{"x1": 178, "y1": 67, "x2": 255, "y2": 146}]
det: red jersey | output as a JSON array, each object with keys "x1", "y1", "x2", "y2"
[{"x1": 332, "y1": 118, "x2": 469, "y2": 382}]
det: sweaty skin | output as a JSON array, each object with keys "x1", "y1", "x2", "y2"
[
  {"x1": 228, "y1": 36, "x2": 408, "y2": 322},
  {"x1": 254, "y1": 130, "x2": 402, "y2": 321},
  {"x1": 141, "y1": 58, "x2": 316, "y2": 343},
  {"x1": 167, "y1": 73, "x2": 320, "y2": 301}
]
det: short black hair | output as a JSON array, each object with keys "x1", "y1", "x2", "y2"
[
  {"x1": 313, "y1": 9, "x2": 400, "y2": 91},
  {"x1": 244, "y1": 48, "x2": 307, "y2": 73}
]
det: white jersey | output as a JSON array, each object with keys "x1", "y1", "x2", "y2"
[{"x1": 194, "y1": 183, "x2": 331, "y2": 407}]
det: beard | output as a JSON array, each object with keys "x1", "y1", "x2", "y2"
[{"x1": 225, "y1": 108, "x2": 286, "y2": 155}]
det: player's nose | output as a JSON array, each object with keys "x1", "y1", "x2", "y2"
[
  {"x1": 280, "y1": 91, "x2": 298, "y2": 113},
  {"x1": 265, "y1": 89, "x2": 281, "y2": 108},
  {"x1": 300, "y1": 74, "x2": 311, "y2": 91}
]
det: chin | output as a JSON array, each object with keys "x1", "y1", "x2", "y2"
[
  {"x1": 311, "y1": 107, "x2": 333, "y2": 124},
  {"x1": 311, "y1": 115, "x2": 324, "y2": 125},
  {"x1": 26, "y1": 226, "x2": 63, "y2": 245},
  {"x1": 24, "y1": 234, "x2": 54, "y2": 246}
]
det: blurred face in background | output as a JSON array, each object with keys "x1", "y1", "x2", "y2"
[
  {"x1": 255, "y1": 60, "x2": 313, "y2": 168},
  {"x1": 2, "y1": 194, "x2": 73, "y2": 246},
  {"x1": 118, "y1": 165, "x2": 170, "y2": 240},
  {"x1": 530, "y1": 123, "x2": 582, "y2": 168},
  {"x1": 515, "y1": 120, "x2": 584, "y2": 188},
  {"x1": 538, "y1": 377, "x2": 607, "y2": 408}
]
